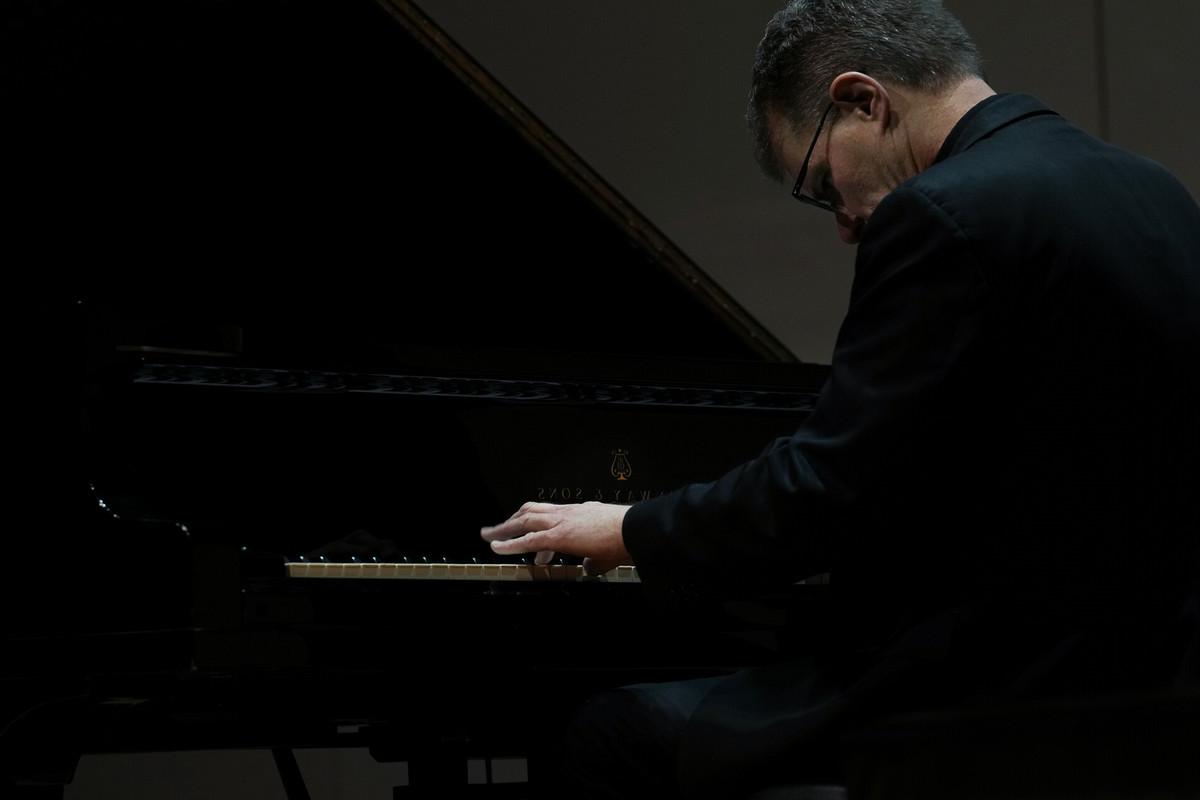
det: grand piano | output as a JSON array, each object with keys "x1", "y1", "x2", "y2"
[{"x1": 5, "y1": 1, "x2": 829, "y2": 795}]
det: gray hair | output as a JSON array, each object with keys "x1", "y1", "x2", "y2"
[{"x1": 748, "y1": 0, "x2": 984, "y2": 180}]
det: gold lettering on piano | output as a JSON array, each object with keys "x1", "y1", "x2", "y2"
[
  {"x1": 535, "y1": 487, "x2": 666, "y2": 503},
  {"x1": 537, "y1": 487, "x2": 587, "y2": 502}
]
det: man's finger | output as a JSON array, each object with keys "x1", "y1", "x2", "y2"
[
  {"x1": 490, "y1": 531, "x2": 550, "y2": 555},
  {"x1": 534, "y1": 549, "x2": 555, "y2": 566},
  {"x1": 583, "y1": 556, "x2": 619, "y2": 576},
  {"x1": 501, "y1": 502, "x2": 562, "y2": 526},
  {"x1": 480, "y1": 512, "x2": 558, "y2": 542},
  {"x1": 511, "y1": 502, "x2": 560, "y2": 519}
]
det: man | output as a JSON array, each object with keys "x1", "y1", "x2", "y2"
[{"x1": 482, "y1": 0, "x2": 1200, "y2": 796}]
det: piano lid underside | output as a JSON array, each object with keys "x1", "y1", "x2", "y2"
[{"x1": 12, "y1": 0, "x2": 788, "y2": 368}]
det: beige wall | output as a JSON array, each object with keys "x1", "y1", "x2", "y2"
[
  {"x1": 1104, "y1": 0, "x2": 1200, "y2": 196},
  {"x1": 420, "y1": 0, "x2": 1200, "y2": 364}
]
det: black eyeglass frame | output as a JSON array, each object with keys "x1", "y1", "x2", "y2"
[{"x1": 790, "y1": 102, "x2": 837, "y2": 214}]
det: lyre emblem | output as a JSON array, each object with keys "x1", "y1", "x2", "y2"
[{"x1": 610, "y1": 449, "x2": 632, "y2": 482}]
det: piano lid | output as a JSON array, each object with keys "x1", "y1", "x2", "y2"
[{"x1": 10, "y1": 0, "x2": 799, "y2": 370}]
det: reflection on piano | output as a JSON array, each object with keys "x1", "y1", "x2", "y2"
[{"x1": 6, "y1": 0, "x2": 830, "y2": 795}]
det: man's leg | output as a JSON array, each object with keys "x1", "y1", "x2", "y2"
[{"x1": 551, "y1": 675, "x2": 725, "y2": 799}]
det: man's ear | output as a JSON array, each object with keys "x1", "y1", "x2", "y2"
[{"x1": 829, "y1": 72, "x2": 889, "y2": 127}]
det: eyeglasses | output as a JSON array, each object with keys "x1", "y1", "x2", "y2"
[{"x1": 791, "y1": 102, "x2": 837, "y2": 214}]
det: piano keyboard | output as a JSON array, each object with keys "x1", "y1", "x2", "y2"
[{"x1": 285, "y1": 561, "x2": 640, "y2": 583}]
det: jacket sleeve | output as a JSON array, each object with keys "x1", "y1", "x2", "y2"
[{"x1": 622, "y1": 186, "x2": 993, "y2": 589}]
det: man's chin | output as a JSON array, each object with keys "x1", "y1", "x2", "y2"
[{"x1": 836, "y1": 214, "x2": 865, "y2": 244}]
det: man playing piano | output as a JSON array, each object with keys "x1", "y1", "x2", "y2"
[{"x1": 482, "y1": 0, "x2": 1200, "y2": 796}]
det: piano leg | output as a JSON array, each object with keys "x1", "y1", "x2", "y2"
[
  {"x1": 403, "y1": 750, "x2": 465, "y2": 794},
  {"x1": 271, "y1": 748, "x2": 312, "y2": 800},
  {"x1": 0, "y1": 692, "x2": 83, "y2": 800}
]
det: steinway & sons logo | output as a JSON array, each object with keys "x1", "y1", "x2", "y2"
[
  {"x1": 610, "y1": 449, "x2": 632, "y2": 481},
  {"x1": 534, "y1": 448, "x2": 669, "y2": 504}
]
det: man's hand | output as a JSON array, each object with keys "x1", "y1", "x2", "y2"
[{"x1": 480, "y1": 501, "x2": 632, "y2": 575}]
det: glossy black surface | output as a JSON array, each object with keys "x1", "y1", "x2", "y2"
[{"x1": 5, "y1": 0, "x2": 829, "y2": 784}]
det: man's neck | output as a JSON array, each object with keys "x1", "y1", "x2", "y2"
[{"x1": 907, "y1": 77, "x2": 996, "y2": 171}]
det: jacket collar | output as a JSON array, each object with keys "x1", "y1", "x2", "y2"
[{"x1": 935, "y1": 93, "x2": 1059, "y2": 164}]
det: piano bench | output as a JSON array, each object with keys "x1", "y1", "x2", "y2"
[{"x1": 839, "y1": 690, "x2": 1200, "y2": 799}]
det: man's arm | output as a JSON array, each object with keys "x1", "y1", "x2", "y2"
[{"x1": 484, "y1": 187, "x2": 994, "y2": 588}]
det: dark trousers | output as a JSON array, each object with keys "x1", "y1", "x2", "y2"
[
  {"x1": 554, "y1": 675, "x2": 724, "y2": 799},
  {"x1": 549, "y1": 660, "x2": 847, "y2": 799}
]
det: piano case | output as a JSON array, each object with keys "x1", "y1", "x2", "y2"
[{"x1": 6, "y1": 0, "x2": 831, "y2": 793}]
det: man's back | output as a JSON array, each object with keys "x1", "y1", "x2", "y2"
[{"x1": 842, "y1": 94, "x2": 1200, "y2": 682}]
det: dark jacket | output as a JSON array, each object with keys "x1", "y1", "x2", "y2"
[{"x1": 622, "y1": 94, "x2": 1200, "y2": 796}]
